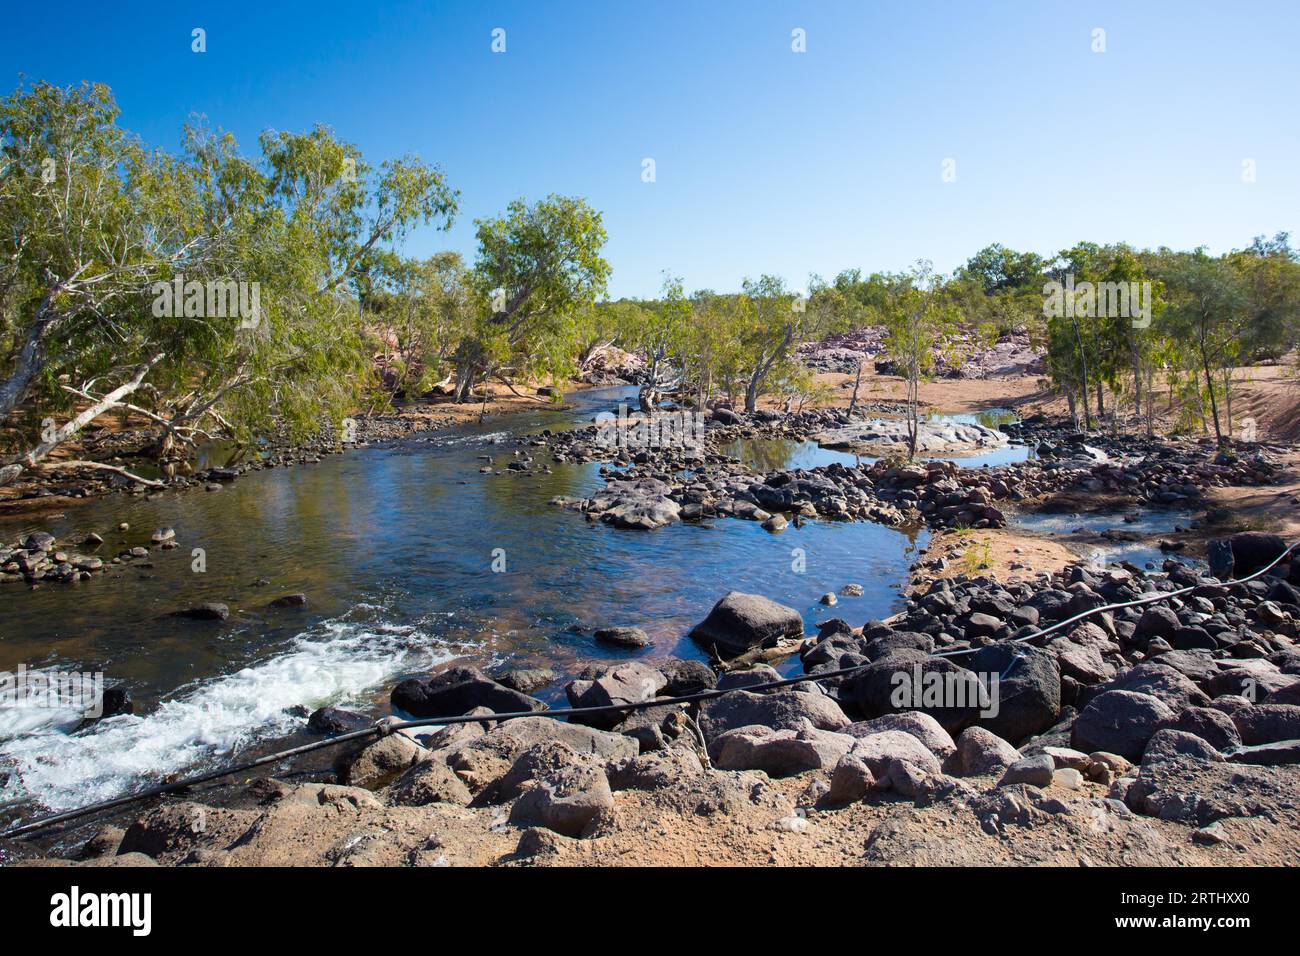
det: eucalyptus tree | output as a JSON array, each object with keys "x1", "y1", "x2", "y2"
[
  {"x1": 0, "y1": 80, "x2": 459, "y2": 484},
  {"x1": 0, "y1": 81, "x2": 212, "y2": 482},
  {"x1": 876, "y1": 262, "x2": 958, "y2": 459},
  {"x1": 734, "y1": 274, "x2": 847, "y2": 413},
  {"x1": 365, "y1": 251, "x2": 473, "y2": 399},
  {"x1": 1162, "y1": 253, "x2": 1250, "y2": 447},
  {"x1": 452, "y1": 195, "x2": 610, "y2": 402},
  {"x1": 630, "y1": 274, "x2": 690, "y2": 412},
  {"x1": 1228, "y1": 232, "x2": 1300, "y2": 361}
]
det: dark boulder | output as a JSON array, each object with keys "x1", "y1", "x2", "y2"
[
  {"x1": 1133, "y1": 606, "x2": 1179, "y2": 643},
  {"x1": 698, "y1": 689, "x2": 849, "y2": 741},
  {"x1": 852, "y1": 656, "x2": 989, "y2": 735},
  {"x1": 970, "y1": 643, "x2": 1061, "y2": 743},
  {"x1": 1158, "y1": 706, "x2": 1242, "y2": 752},
  {"x1": 493, "y1": 667, "x2": 556, "y2": 695},
  {"x1": 565, "y1": 662, "x2": 667, "y2": 730},
  {"x1": 171, "y1": 603, "x2": 229, "y2": 621},
  {"x1": 391, "y1": 665, "x2": 547, "y2": 719},
  {"x1": 1071, "y1": 690, "x2": 1175, "y2": 762},
  {"x1": 689, "y1": 591, "x2": 804, "y2": 658},
  {"x1": 1208, "y1": 532, "x2": 1289, "y2": 579},
  {"x1": 658, "y1": 658, "x2": 717, "y2": 696},
  {"x1": 1142, "y1": 729, "x2": 1221, "y2": 765},
  {"x1": 593, "y1": 626, "x2": 651, "y2": 649},
  {"x1": 99, "y1": 687, "x2": 134, "y2": 719},
  {"x1": 306, "y1": 705, "x2": 372, "y2": 736}
]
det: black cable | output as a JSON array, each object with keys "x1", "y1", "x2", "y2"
[{"x1": 3, "y1": 538, "x2": 1295, "y2": 842}]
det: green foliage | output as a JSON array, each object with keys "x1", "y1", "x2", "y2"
[
  {"x1": 451, "y1": 194, "x2": 611, "y2": 401},
  {"x1": 875, "y1": 262, "x2": 959, "y2": 458},
  {"x1": 0, "y1": 79, "x2": 458, "y2": 468}
]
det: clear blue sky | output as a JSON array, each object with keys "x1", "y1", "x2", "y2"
[{"x1": 3, "y1": 0, "x2": 1297, "y2": 298}]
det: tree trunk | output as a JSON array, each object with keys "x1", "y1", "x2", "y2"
[
  {"x1": 1, "y1": 353, "x2": 165, "y2": 485},
  {"x1": 1199, "y1": 329, "x2": 1223, "y2": 447},
  {"x1": 1129, "y1": 337, "x2": 1143, "y2": 434},
  {"x1": 0, "y1": 313, "x2": 59, "y2": 421},
  {"x1": 847, "y1": 359, "x2": 864, "y2": 417},
  {"x1": 1071, "y1": 318, "x2": 1092, "y2": 430}
]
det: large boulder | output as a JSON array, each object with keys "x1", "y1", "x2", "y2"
[
  {"x1": 442, "y1": 716, "x2": 637, "y2": 793},
  {"x1": 593, "y1": 626, "x2": 651, "y2": 649},
  {"x1": 1098, "y1": 662, "x2": 1208, "y2": 711},
  {"x1": 658, "y1": 658, "x2": 717, "y2": 696},
  {"x1": 708, "y1": 724, "x2": 855, "y2": 776},
  {"x1": 1134, "y1": 606, "x2": 1180, "y2": 644},
  {"x1": 998, "y1": 754, "x2": 1055, "y2": 788},
  {"x1": 845, "y1": 711, "x2": 956, "y2": 760},
  {"x1": 461, "y1": 716, "x2": 637, "y2": 762},
  {"x1": 507, "y1": 747, "x2": 614, "y2": 837},
  {"x1": 610, "y1": 702, "x2": 688, "y2": 753},
  {"x1": 385, "y1": 760, "x2": 473, "y2": 806},
  {"x1": 954, "y1": 726, "x2": 1020, "y2": 775},
  {"x1": 335, "y1": 733, "x2": 425, "y2": 789},
  {"x1": 606, "y1": 747, "x2": 706, "y2": 791},
  {"x1": 1142, "y1": 729, "x2": 1221, "y2": 765},
  {"x1": 306, "y1": 706, "x2": 371, "y2": 736},
  {"x1": 1206, "y1": 660, "x2": 1295, "y2": 700},
  {"x1": 828, "y1": 753, "x2": 876, "y2": 802},
  {"x1": 716, "y1": 664, "x2": 783, "y2": 692},
  {"x1": 698, "y1": 689, "x2": 849, "y2": 741},
  {"x1": 497, "y1": 740, "x2": 603, "y2": 801},
  {"x1": 1208, "y1": 532, "x2": 1289, "y2": 579},
  {"x1": 970, "y1": 643, "x2": 1061, "y2": 743},
  {"x1": 1071, "y1": 690, "x2": 1175, "y2": 762},
  {"x1": 391, "y1": 665, "x2": 547, "y2": 719},
  {"x1": 845, "y1": 730, "x2": 943, "y2": 777},
  {"x1": 565, "y1": 662, "x2": 667, "y2": 730},
  {"x1": 1158, "y1": 706, "x2": 1242, "y2": 752},
  {"x1": 689, "y1": 591, "x2": 805, "y2": 658},
  {"x1": 1231, "y1": 704, "x2": 1300, "y2": 746},
  {"x1": 852, "y1": 656, "x2": 990, "y2": 734}
]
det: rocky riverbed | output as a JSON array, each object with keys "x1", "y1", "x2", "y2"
[
  {"x1": 14, "y1": 528, "x2": 1299, "y2": 868},
  {"x1": 536, "y1": 408, "x2": 1283, "y2": 532}
]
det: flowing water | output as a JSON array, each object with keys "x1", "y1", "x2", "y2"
[{"x1": 0, "y1": 386, "x2": 928, "y2": 818}]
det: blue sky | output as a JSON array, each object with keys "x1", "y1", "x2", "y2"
[{"x1": 3, "y1": 0, "x2": 1297, "y2": 297}]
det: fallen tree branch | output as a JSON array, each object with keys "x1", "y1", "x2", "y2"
[
  {"x1": 34, "y1": 459, "x2": 165, "y2": 488},
  {"x1": 0, "y1": 352, "x2": 166, "y2": 487}
]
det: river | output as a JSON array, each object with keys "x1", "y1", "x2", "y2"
[{"x1": 0, "y1": 386, "x2": 928, "y2": 818}]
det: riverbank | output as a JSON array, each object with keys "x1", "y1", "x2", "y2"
[{"x1": 0, "y1": 378, "x2": 601, "y2": 519}]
